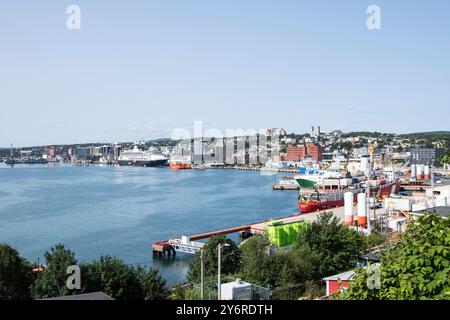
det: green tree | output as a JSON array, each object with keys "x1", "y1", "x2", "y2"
[
  {"x1": 81, "y1": 256, "x2": 144, "y2": 300},
  {"x1": 440, "y1": 152, "x2": 450, "y2": 166},
  {"x1": 363, "y1": 220, "x2": 387, "y2": 249},
  {"x1": 31, "y1": 244, "x2": 78, "y2": 299},
  {"x1": 287, "y1": 242, "x2": 322, "y2": 283},
  {"x1": 295, "y1": 212, "x2": 365, "y2": 279},
  {"x1": 187, "y1": 235, "x2": 240, "y2": 284},
  {"x1": 0, "y1": 243, "x2": 34, "y2": 300},
  {"x1": 137, "y1": 266, "x2": 169, "y2": 300},
  {"x1": 340, "y1": 213, "x2": 450, "y2": 300},
  {"x1": 238, "y1": 235, "x2": 295, "y2": 289}
]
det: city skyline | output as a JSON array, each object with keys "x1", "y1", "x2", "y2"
[{"x1": 1, "y1": 1, "x2": 450, "y2": 147}]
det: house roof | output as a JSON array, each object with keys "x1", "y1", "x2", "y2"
[
  {"x1": 322, "y1": 270, "x2": 356, "y2": 282},
  {"x1": 412, "y1": 206, "x2": 450, "y2": 217},
  {"x1": 42, "y1": 292, "x2": 115, "y2": 300}
]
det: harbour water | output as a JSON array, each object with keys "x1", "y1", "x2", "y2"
[{"x1": 0, "y1": 164, "x2": 298, "y2": 284}]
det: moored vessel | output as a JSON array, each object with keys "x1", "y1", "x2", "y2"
[
  {"x1": 5, "y1": 157, "x2": 48, "y2": 165},
  {"x1": 273, "y1": 176, "x2": 300, "y2": 190},
  {"x1": 118, "y1": 146, "x2": 168, "y2": 167},
  {"x1": 169, "y1": 161, "x2": 192, "y2": 170},
  {"x1": 297, "y1": 178, "x2": 400, "y2": 213}
]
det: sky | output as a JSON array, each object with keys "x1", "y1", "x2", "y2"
[{"x1": 0, "y1": 0, "x2": 449, "y2": 147}]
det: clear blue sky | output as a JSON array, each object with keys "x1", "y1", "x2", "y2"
[{"x1": 1, "y1": 1, "x2": 449, "y2": 147}]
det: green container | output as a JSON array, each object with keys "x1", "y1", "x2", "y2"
[{"x1": 266, "y1": 221, "x2": 309, "y2": 247}]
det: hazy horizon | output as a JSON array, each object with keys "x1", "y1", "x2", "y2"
[{"x1": 1, "y1": 1, "x2": 449, "y2": 147}]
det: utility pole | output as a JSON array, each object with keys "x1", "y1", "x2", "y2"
[
  {"x1": 217, "y1": 243, "x2": 230, "y2": 300},
  {"x1": 431, "y1": 168, "x2": 435, "y2": 208},
  {"x1": 200, "y1": 249, "x2": 205, "y2": 300},
  {"x1": 366, "y1": 183, "x2": 371, "y2": 235}
]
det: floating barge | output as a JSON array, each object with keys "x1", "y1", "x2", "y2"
[{"x1": 272, "y1": 184, "x2": 300, "y2": 190}]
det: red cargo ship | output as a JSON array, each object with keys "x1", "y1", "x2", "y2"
[{"x1": 298, "y1": 180, "x2": 400, "y2": 213}]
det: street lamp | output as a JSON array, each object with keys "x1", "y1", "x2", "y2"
[
  {"x1": 200, "y1": 249, "x2": 204, "y2": 300},
  {"x1": 217, "y1": 243, "x2": 230, "y2": 300}
]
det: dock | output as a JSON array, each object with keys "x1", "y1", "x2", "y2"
[
  {"x1": 272, "y1": 184, "x2": 300, "y2": 190},
  {"x1": 152, "y1": 225, "x2": 252, "y2": 256},
  {"x1": 151, "y1": 204, "x2": 353, "y2": 256},
  {"x1": 150, "y1": 199, "x2": 392, "y2": 257}
]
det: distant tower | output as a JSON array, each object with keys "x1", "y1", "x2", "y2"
[{"x1": 10, "y1": 143, "x2": 13, "y2": 159}]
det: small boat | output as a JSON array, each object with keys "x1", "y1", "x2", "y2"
[
  {"x1": 169, "y1": 161, "x2": 192, "y2": 170},
  {"x1": 273, "y1": 176, "x2": 300, "y2": 190}
]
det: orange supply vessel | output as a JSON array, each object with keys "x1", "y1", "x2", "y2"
[{"x1": 169, "y1": 161, "x2": 192, "y2": 170}]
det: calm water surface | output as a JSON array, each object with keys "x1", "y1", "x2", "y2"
[{"x1": 0, "y1": 163, "x2": 298, "y2": 284}]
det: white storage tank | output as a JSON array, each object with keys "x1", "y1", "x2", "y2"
[
  {"x1": 344, "y1": 192, "x2": 354, "y2": 225},
  {"x1": 357, "y1": 193, "x2": 367, "y2": 227},
  {"x1": 410, "y1": 164, "x2": 417, "y2": 179},
  {"x1": 424, "y1": 165, "x2": 430, "y2": 180},
  {"x1": 417, "y1": 164, "x2": 424, "y2": 180}
]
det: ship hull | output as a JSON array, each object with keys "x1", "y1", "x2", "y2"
[
  {"x1": 5, "y1": 159, "x2": 48, "y2": 165},
  {"x1": 118, "y1": 159, "x2": 168, "y2": 167},
  {"x1": 294, "y1": 176, "x2": 319, "y2": 188},
  {"x1": 169, "y1": 162, "x2": 192, "y2": 170},
  {"x1": 298, "y1": 182, "x2": 400, "y2": 213}
]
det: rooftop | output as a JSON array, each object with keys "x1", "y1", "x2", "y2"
[
  {"x1": 41, "y1": 292, "x2": 114, "y2": 300},
  {"x1": 412, "y1": 206, "x2": 450, "y2": 218}
]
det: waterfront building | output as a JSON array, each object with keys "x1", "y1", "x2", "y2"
[
  {"x1": 285, "y1": 145, "x2": 306, "y2": 162},
  {"x1": 100, "y1": 145, "x2": 113, "y2": 156},
  {"x1": 284, "y1": 142, "x2": 323, "y2": 163},
  {"x1": 410, "y1": 145, "x2": 446, "y2": 166},
  {"x1": 74, "y1": 147, "x2": 92, "y2": 159},
  {"x1": 306, "y1": 142, "x2": 324, "y2": 163}
]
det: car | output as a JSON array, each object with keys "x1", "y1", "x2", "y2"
[
  {"x1": 435, "y1": 179, "x2": 442, "y2": 184},
  {"x1": 390, "y1": 194, "x2": 401, "y2": 198},
  {"x1": 369, "y1": 201, "x2": 383, "y2": 209}
]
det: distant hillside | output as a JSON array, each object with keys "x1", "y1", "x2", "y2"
[
  {"x1": 402, "y1": 131, "x2": 450, "y2": 137},
  {"x1": 401, "y1": 131, "x2": 450, "y2": 138}
]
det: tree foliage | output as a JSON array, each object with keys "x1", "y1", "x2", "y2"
[
  {"x1": 440, "y1": 152, "x2": 450, "y2": 166},
  {"x1": 82, "y1": 256, "x2": 143, "y2": 300},
  {"x1": 0, "y1": 244, "x2": 34, "y2": 300},
  {"x1": 340, "y1": 213, "x2": 450, "y2": 300},
  {"x1": 31, "y1": 244, "x2": 78, "y2": 299},
  {"x1": 187, "y1": 235, "x2": 240, "y2": 284},
  {"x1": 238, "y1": 235, "x2": 295, "y2": 288},
  {"x1": 82, "y1": 256, "x2": 169, "y2": 300},
  {"x1": 137, "y1": 266, "x2": 169, "y2": 300},
  {"x1": 295, "y1": 212, "x2": 365, "y2": 279}
]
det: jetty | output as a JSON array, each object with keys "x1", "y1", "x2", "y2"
[{"x1": 151, "y1": 208, "x2": 340, "y2": 256}]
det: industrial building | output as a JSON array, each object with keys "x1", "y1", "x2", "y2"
[{"x1": 410, "y1": 145, "x2": 446, "y2": 166}]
